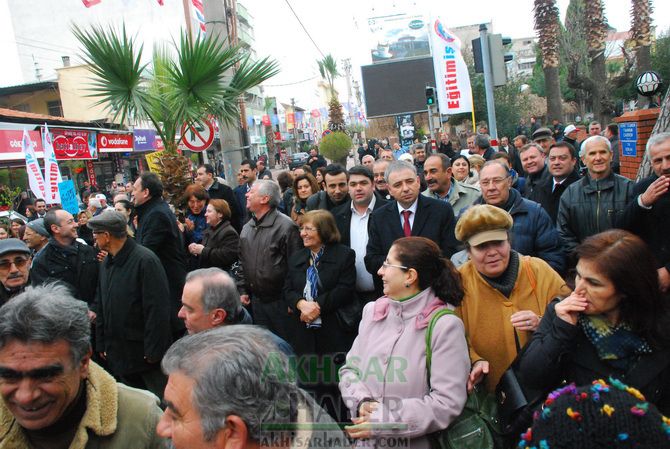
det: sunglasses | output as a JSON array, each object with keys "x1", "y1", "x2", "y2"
[{"x1": 0, "y1": 256, "x2": 30, "y2": 272}]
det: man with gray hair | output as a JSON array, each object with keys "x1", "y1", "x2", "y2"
[
  {"x1": 557, "y1": 135, "x2": 635, "y2": 255},
  {"x1": 473, "y1": 134, "x2": 495, "y2": 160},
  {"x1": 239, "y1": 179, "x2": 302, "y2": 342},
  {"x1": 0, "y1": 284, "x2": 165, "y2": 448},
  {"x1": 156, "y1": 325, "x2": 349, "y2": 449},
  {"x1": 617, "y1": 132, "x2": 670, "y2": 292},
  {"x1": 365, "y1": 161, "x2": 458, "y2": 296}
]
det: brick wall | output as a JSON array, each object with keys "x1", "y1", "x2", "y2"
[{"x1": 614, "y1": 108, "x2": 660, "y2": 180}]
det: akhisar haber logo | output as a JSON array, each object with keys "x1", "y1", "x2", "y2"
[{"x1": 434, "y1": 20, "x2": 456, "y2": 43}]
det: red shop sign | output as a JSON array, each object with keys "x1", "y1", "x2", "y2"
[
  {"x1": 97, "y1": 133, "x2": 133, "y2": 153},
  {"x1": 51, "y1": 129, "x2": 98, "y2": 160},
  {"x1": 0, "y1": 130, "x2": 44, "y2": 161}
]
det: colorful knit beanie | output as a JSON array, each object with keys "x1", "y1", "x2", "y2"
[{"x1": 517, "y1": 378, "x2": 670, "y2": 449}]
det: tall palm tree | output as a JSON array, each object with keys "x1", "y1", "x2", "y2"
[
  {"x1": 584, "y1": 0, "x2": 609, "y2": 123},
  {"x1": 631, "y1": 0, "x2": 654, "y2": 107},
  {"x1": 263, "y1": 97, "x2": 276, "y2": 166},
  {"x1": 317, "y1": 54, "x2": 345, "y2": 132},
  {"x1": 533, "y1": 0, "x2": 563, "y2": 122},
  {"x1": 73, "y1": 24, "x2": 279, "y2": 203}
]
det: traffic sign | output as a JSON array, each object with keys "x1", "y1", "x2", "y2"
[{"x1": 180, "y1": 120, "x2": 214, "y2": 152}]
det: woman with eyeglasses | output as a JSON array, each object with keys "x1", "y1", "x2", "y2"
[
  {"x1": 455, "y1": 205, "x2": 570, "y2": 394},
  {"x1": 284, "y1": 210, "x2": 358, "y2": 422},
  {"x1": 339, "y1": 237, "x2": 470, "y2": 449}
]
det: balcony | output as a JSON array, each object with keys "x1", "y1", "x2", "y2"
[{"x1": 237, "y1": 2, "x2": 253, "y2": 27}]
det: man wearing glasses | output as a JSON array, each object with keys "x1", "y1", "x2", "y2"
[
  {"x1": 0, "y1": 239, "x2": 31, "y2": 306},
  {"x1": 477, "y1": 160, "x2": 565, "y2": 274}
]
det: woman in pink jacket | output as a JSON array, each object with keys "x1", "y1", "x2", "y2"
[{"x1": 339, "y1": 237, "x2": 470, "y2": 449}]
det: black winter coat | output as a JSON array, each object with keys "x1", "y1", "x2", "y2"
[
  {"x1": 527, "y1": 170, "x2": 581, "y2": 223},
  {"x1": 95, "y1": 239, "x2": 173, "y2": 376},
  {"x1": 199, "y1": 220, "x2": 239, "y2": 271},
  {"x1": 284, "y1": 243, "x2": 357, "y2": 356},
  {"x1": 517, "y1": 300, "x2": 670, "y2": 415},
  {"x1": 30, "y1": 239, "x2": 99, "y2": 304}
]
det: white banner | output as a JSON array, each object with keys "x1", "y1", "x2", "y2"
[
  {"x1": 21, "y1": 129, "x2": 47, "y2": 201},
  {"x1": 429, "y1": 18, "x2": 473, "y2": 114},
  {"x1": 42, "y1": 123, "x2": 62, "y2": 204}
]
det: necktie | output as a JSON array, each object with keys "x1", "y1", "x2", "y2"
[
  {"x1": 401, "y1": 210, "x2": 412, "y2": 237},
  {"x1": 552, "y1": 181, "x2": 562, "y2": 193}
]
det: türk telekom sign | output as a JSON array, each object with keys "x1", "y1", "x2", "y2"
[
  {"x1": 0, "y1": 130, "x2": 44, "y2": 161},
  {"x1": 97, "y1": 133, "x2": 133, "y2": 153},
  {"x1": 51, "y1": 128, "x2": 98, "y2": 160}
]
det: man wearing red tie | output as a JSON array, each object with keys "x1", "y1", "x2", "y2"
[{"x1": 365, "y1": 161, "x2": 459, "y2": 297}]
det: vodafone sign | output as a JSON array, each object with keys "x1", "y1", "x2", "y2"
[{"x1": 97, "y1": 133, "x2": 133, "y2": 153}]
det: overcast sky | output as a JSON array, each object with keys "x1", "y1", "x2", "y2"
[{"x1": 1, "y1": 0, "x2": 668, "y2": 110}]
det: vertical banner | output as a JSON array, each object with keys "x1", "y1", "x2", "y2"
[
  {"x1": 42, "y1": 123, "x2": 62, "y2": 204},
  {"x1": 85, "y1": 160, "x2": 98, "y2": 187},
  {"x1": 21, "y1": 130, "x2": 47, "y2": 200},
  {"x1": 429, "y1": 18, "x2": 473, "y2": 114},
  {"x1": 192, "y1": 0, "x2": 206, "y2": 34}
]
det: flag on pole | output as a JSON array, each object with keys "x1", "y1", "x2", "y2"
[
  {"x1": 42, "y1": 124, "x2": 62, "y2": 205},
  {"x1": 192, "y1": 0, "x2": 206, "y2": 34},
  {"x1": 81, "y1": 0, "x2": 102, "y2": 7},
  {"x1": 429, "y1": 18, "x2": 473, "y2": 114},
  {"x1": 21, "y1": 130, "x2": 47, "y2": 201}
]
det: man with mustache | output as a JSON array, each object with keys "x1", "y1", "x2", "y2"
[
  {"x1": 0, "y1": 239, "x2": 31, "y2": 306},
  {"x1": 422, "y1": 153, "x2": 480, "y2": 216},
  {"x1": 372, "y1": 159, "x2": 391, "y2": 200},
  {"x1": 617, "y1": 132, "x2": 670, "y2": 292}
]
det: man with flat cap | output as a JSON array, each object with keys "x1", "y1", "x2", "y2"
[
  {"x1": 88, "y1": 210, "x2": 172, "y2": 399},
  {"x1": 532, "y1": 127, "x2": 555, "y2": 156},
  {"x1": 0, "y1": 239, "x2": 31, "y2": 306}
]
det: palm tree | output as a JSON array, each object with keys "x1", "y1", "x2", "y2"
[
  {"x1": 317, "y1": 54, "x2": 345, "y2": 132},
  {"x1": 73, "y1": 24, "x2": 279, "y2": 203},
  {"x1": 533, "y1": 0, "x2": 563, "y2": 122},
  {"x1": 584, "y1": 0, "x2": 609, "y2": 123},
  {"x1": 263, "y1": 97, "x2": 277, "y2": 166},
  {"x1": 631, "y1": 0, "x2": 654, "y2": 107}
]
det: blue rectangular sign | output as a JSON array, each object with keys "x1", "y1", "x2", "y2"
[
  {"x1": 619, "y1": 122, "x2": 637, "y2": 142},
  {"x1": 621, "y1": 140, "x2": 637, "y2": 157},
  {"x1": 58, "y1": 180, "x2": 79, "y2": 216}
]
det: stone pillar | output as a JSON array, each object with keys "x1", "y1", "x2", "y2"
[{"x1": 614, "y1": 108, "x2": 660, "y2": 180}]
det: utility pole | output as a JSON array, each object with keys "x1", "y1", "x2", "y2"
[
  {"x1": 479, "y1": 24, "x2": 498, "y2": 141},
  {"x1": 342, "y1": 58, "x2": 354, "y2": 127},
  {"x1": 291, "y1": 98, "x2": 298, "y2": 152}
]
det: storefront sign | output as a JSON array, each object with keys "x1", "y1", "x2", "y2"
[
  {"x1": 97, "y1": 133, "x2": 133, "y2": 153},
  {"x1": 85, "y1": 160, "x2": 98, "y2": 187},
  {"x1": 133, "y1": 129, "x2": 165, "y2": 152},
  {"x1": 51, "y1": 129, "x2": 98, "y2": 160},
  {"x1": 0, "y1": 130, "x2": 44, "y2": 161}
]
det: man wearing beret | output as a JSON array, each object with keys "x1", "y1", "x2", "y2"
[
  {"x1": 0, "y1": 239, "x2": 31, "y2": 306},
  {"x1": 88, "y1": 210, "x2": 172, "y2": 399}
]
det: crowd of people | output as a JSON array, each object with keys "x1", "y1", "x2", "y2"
[{"x1": 0, "y1": 126, "x2": 668, "y2": 449}]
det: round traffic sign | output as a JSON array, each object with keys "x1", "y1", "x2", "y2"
[{"x1": 180, "y1": 120, "x2": 215, "y2": 152}]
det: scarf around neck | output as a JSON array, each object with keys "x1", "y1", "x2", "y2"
[{"x1": 579, "y1": 315, "x2": 652, "y2": 371}]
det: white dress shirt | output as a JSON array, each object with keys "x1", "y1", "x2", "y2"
[
  {"x1": 350, "y1": 196, "x2": 376, "y2": 292},
  {"x1": 396, "y1": 198, "x2": 418, "y2": 230}
]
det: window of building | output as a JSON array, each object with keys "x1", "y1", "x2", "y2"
[{"x1": 47, "y1": 100, "x2": 63, "y2": 117}]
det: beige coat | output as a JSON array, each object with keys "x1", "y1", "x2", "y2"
[{"x1": 0, "y1": 362, "x2": 166, "y2": 449}]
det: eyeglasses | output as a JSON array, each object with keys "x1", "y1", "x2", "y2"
[
  {"x1": 0, "y1": 256, "x2": 30, "y2": 272},
  {"x1": 299, "y1": 226, "x2": 318, "y2": 233},
  {"x1": 479, "y1": 176, "x2": 510, "y2": 187},
  {"x1": 382, "y1": 261, "x2": 408, "y2": 271}
]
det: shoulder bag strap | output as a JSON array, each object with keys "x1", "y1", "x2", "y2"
[{"x1": 425, "y1": 308, "x2": 455, "y2": 386}]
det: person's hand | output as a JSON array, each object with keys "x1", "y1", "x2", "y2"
[
  {"x1": 345, "y1": 418, "x2": 374, "y2": 439},
  {"x1": 640, "y1": 175, "x2": 670, "y2": 207},
  {"x1": 97, "y1": 250, "x2": 108, "y2": 262},
  {"x1": 554, "y1": 292, "x2": 587, "y2": 325},
  {"x1": 240, "y1": 295, "x2": 250, "y2": 306},
  {"x1": 467, "y1": 360, "x2": 489, "y2": 393},
  {"x1": 176, "y1": 221, "x2": 185, "y2": 233},
  {"x1": 87, "y1": 310, "x2": 97, "y2": 323},
  {"x1": 185, "y1": 218, "x2": 195, "y2": 232},
  {"x1": 358, "y1": 400, "x2": 379, "y2": 420},
  {"x1": 297, "y1": 300, "x2": 320, "y2": 322},
  {"x1": 511, "y1": 310, "x2": 542, "y2": 332},
  {"x1": 188, "y1": 243, "x2": 204, "y2": 256},
  {"x1": 658, "y1": 267, "x2": 670, "y2": 293}
]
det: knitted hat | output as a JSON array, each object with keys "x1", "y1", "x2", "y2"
[
  {"x1": 518, "y1": 378, "x2": 670, "y2": 449},
  {"x1": 455, "y1": 204, "x2": 513, "y2": 246},
  {"x1": 25, "y1": 218, "x2": 49, "y2": 238}
]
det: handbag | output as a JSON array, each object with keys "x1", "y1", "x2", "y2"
[{"x1": 426, "y1": 309, "x2": 504, "y2": 449}]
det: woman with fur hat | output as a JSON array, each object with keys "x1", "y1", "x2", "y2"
[{"x1": 455, "y1": 205, "x2": 570, "y2": 393}]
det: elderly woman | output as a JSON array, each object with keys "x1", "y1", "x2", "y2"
[
  {"x1": 284, "y1": 210, "x2": 357, "y2": 421},
  {"x1": 455, "y1": 205, "x2": 570, "y2": 393},
  {"x1": 452, "y1": 155, "x2": 479, "y2": 188},
  {"x1": 188, "y1": 199, "x2": 239, "y2": 272},
  {"x1": 517, "y1": 230, "x2": 670, "y2": 414},
  {"x1": 290, "y1": 173, "x2": 319, "y2": 225},
  {"x1": 339, "y1": 237, "x2": 470, "y2": 449}
]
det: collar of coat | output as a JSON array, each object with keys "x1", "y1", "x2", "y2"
[
  {"x1": 251, "y1": 208, "x2": 279, "y2": 228},
  {"x1": 0, "y1": 362, "x2": 121, "y2": 449},
  {"x1": 105, "y1": 238, "x2": 137, "y2": 268},
  {"x1": 372, "y1": 288, "x2": 450, "y2": 330},
  {"x1": 580, "y1": 171, "x2": 618, "y2": 193}
]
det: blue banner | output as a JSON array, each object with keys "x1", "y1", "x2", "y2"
[{"x1": 58, "y1": 180, "x2": 79, "y2": 216}]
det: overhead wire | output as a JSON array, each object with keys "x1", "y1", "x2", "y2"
[{"x1": 282, "y1": 0, "x2": 325, "y2": 59}]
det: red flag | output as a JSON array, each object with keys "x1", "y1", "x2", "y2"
[
  {"x1": 157, "y1": 0, "x2": 164, "y2": 4},
  {"x1": 82, "y1": 0, "x2": 102, "y2": 7}
]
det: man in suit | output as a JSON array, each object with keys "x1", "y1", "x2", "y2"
[
  {"x1": 195, "y1": 163, "x2": 241, "y2": 232},
  {"x1": 332, "y1": 166, "x2": 387, "y2": 302},
  {"x1": 365, "y1": 161, "x2": 459, "y2": 295},
  {"x1": 233, "y1": 159, "x2": 257, "y2": 226}
]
